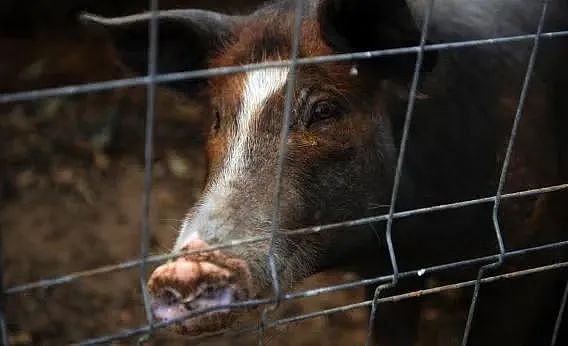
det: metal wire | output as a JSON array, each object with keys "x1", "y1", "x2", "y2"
[
  {"x1": 366, "y1": 1, "x2": 435, "y2": 343},
  {"x1": 0, "y1": 214, "x2": 9, "y2": 345},
  {"x1": 1, "y1": 30, "x2": 568, "y2": 104},
  {"x1": 159, "y1": 260, "x2": 568, "y2": 345},
  {"x1": 259, "y1": 1, "x2": 305, "y2": 344},
  {"x1": 76, "y1": 257, "x2": 567, "y2": 345},
  {"x1": 551, "y1": 279, "x2": 568, "y2": 346},
  {"x1": 9, "y1": 235, "x2": 568, "y2": 345},
  {"x1": 147, "y1": 260, "x2": 568, "y2": 345},
  {"x1": 271, "y1": 261, "x2": 568, "y2": 330},
  {"x1": 6, "y1": 182, "x2": 568, "y2": 295},
  {"x1": 460, "y1": 1, "x2": 551, "y2": 344},
  {"x1": 137, "y1": 0, "x2": 159, "y2": 344},
  {"x1": 74, "y1": 259, "x2": 568, "y2": 345}
]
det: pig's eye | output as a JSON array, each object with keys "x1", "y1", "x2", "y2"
[{"x1": 308, "y1": 101, "x2": 343, "y2": 126}]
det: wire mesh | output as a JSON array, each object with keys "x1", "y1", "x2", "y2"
[
  {"x1": 137, "y1": 0, "x2": 160, "y2": 344},
  {"x1": 2, "y1": 0, "x2": 568, "y2": 345},
  {"x1": 5, "y1": 182, "x2": 566, "y2": 296},
  {"x1": 0, "y1": 214, "x2": 8, "y2": 346},
  {"x1": 551, "y1": 280, "x2": 568, "y2": 346},
  {"x1": 74, "y1": 260, "x2": 568, "y2": 345},
  {"x1": 2, "y1": 30, "x2": 568, "y2": 104},
  {"x1": 259, "y1": 0, "x2": 306, "y2": 345},
  {"x1": 366, "y1": 0, "x2": 435, "y2": 343},
  {"x1": 460, "y1": 1, "x2": 552, "y2": 344}
]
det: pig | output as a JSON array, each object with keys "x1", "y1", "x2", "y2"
[{"x1": 82, "y1": 0, "x2": 568, "y2": 344}]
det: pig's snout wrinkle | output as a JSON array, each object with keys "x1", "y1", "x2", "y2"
[{"x1": 147, "y1": 239, "x2": 254, "y2": 335}]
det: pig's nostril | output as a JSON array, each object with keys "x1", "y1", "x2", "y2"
[
  {"x1": 183, "y1": 300, "x2": 197, "y2": 311},
  {"x1": 162, "y1": 287, "x2": 183, "y2": 306},
  {"x1": 203, "y1": 285, "x2": 217, "y2": 297}
]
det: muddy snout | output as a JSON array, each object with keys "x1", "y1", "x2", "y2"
[{"x1": 147, "y1": 239, "x2": 254, "y2": 335}]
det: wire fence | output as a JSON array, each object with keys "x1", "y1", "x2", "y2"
[{"x1": 2, "y1": 0, "x2": 568, "y2": 345}]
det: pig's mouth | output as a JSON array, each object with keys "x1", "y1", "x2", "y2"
[
  {"x1": 151, "y1": 283, "x2": 239, "y2": 335},
  {"x1": 147, "y1": 240, "x2": 256, "y2": 336}
]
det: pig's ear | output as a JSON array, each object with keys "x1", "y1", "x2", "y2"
[
  {"x1": 316, "y1": 0, "x2": 437, "y2": 79},
  {"x1": 80, "y1": 10, "x2": 237, "y2": 91}
]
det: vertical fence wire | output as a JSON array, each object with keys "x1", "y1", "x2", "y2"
[
  {"x1": 0, "y1": 223, "x2": 9, "y2": 345},
  {"x1": 365, "y1": 0, "x2": 435, "y2": 344},
  {"x1": 460, "y1": 1, "x2": 551, "y2": 345},
  {"x1": 258, "y1": 0, "x2": 305, "y2": 345},
  {"x1": 550, "y1": 279, "x2": 568, "y2": 346},
  {"x1": 138, "y1": 0, "x2": 160, "y2": 343}
]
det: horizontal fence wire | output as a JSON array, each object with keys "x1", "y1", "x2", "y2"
[
  {"x1": 5, "y1": 183, "x2": 568, "y2": 295},
  {"x1": 3, "y1": 2, "x2": 568, "y2": 345},
  {"x1": 74, "y1": 260, "x2": 568, "y2": 345},
  {"x1": 1, "y1": 30, "x2": 568, "y2": 104}
]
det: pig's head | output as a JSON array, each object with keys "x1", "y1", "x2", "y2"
[{"x1": 82, "y1": 0, "x2": 436, "y2": 337}]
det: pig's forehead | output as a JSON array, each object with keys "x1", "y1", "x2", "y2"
[
  {"x1": 207, "y1": 15, "x2": 353, "y2": 101},
  {"x1": 209, "y1": 12, "x2": 333, "y2": 69}
]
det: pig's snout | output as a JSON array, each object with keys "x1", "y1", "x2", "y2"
[{"x1": 147, "y1": 239, "x2": 254, "y2": 336}]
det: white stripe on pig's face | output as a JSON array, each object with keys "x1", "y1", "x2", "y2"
[{"x1": 175, "y1": 67, "x2": 290, "y2": 251}]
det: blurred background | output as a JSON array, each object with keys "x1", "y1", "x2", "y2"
[{"x1": 1, "y1": 1, "x2": 376, "y2": 344}]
